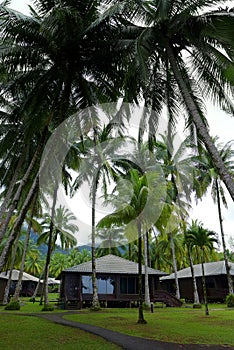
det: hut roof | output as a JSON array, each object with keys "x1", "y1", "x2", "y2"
[
  {"x1": 0, "y1": 270, "x2": 39, "y2": 282},
  {"x1": 161, "y1": 261, "x2": 234, "y2": 281},
  {"x1": 61, "y1": 254, "x2": 167, "y2": 276}
]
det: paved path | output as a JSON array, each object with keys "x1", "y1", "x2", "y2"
[{"x1": 36, "y1": 312, "x2": 234, "y2": 350}]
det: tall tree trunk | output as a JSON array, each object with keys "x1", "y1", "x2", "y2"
[
  {"x1": 43, "y1": 182, "x2": 58, "y2": 306},
  {"x1": 3, "y1": 232, "x2": 21, "y2": 305},
  {"x1": 188, "y1": 250, "x2": 200, "y2": 304},
  {"x1": 166, "y1": 43, "x2": 234, "y2": 202},
  {"x1": 13, "y1": 193, "x2": 38, "y2": 301},
  {"x1": 170, "y1": 232, "x2": 180, "y2": 300},
  {"x1": 32, "y1": 269, "x2": 44, "y2": 299},
  {"x1": 0, "y1": 175, "x2": 39, "y2": 272},
  {"x1": 146, "y1": 229, "x2": 151, "y2": 267},
  {"x1": 143, "y1": 233, "x2": 150, "y2": 307},
  {"x1": 128, "y1": 242, "x2": 132, "y2": 261},
  {"x1": 91, "y1": 180, "x2": 100, "y2": 310},
  {"x1": 215, "y1": 179, "x2": 234, "y2": 294},
  {"x1": 201, "y1": 249, "x2": 209, "y2": 316},
  {"x1": 0, "y1": 148, "x2": 26, "y2": 225},
  {"x1": 137, "y1": 221, "x2": 147, "y2": 324},
  {"x1": 0, "y1": 130, "x2": 47, "y2": 243}
]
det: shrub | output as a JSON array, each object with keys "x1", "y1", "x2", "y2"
[
  {"x1": 90, "y1": 305, "x2": 101, "y2": 311},
  {"x1": 143, "y1": 302, "x2": 151, "y2": 310},
  {"x1": 4, "y1": 301, "x2": 20, "y2": 311},
  {"x1": 226, "y1": 294, "x2": 234, "y2": 307},
  {"x1": 193, "y1": 303, "x2": 202, "y2": 309},
  {"x1": 41, "y1": 304, "x2": 54, "y2": 311}
]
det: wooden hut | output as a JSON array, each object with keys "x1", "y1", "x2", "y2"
[
  {"x1": 0, "y1": 270, "x2": 42, "y2": 300},
  {"x1": 160, "y1": 261, "x2": 234, "y2": 302},
  {"x1": 58, "y1": 254, "x2": 181, "y2": 309}
]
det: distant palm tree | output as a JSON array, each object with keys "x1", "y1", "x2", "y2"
[
  {"x1": 99, "y1": 169, "x2": 165, "y2": 323},
  {"x1": 194, "y1": 138, "x2": 234, "y2": 294},
  {"x1": 39, "y1": 205, "x2": 78, "y2": 306},
  {"x1": 96, "y1": 227, "x2": 126, "y2": 257},
  {"x1": 186, "y1": 220, "x2": 218, "y2": 315},
  {"x1": 184, "y1": 228, "x2": 200, "y2": 305}
]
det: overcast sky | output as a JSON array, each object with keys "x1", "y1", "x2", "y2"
[{"x1": 8, "y1": 0, "x2": 234, "y2": 248}]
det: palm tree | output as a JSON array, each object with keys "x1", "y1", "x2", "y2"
[
  {"x1": 98, "y1": 168, "x2": 165, "y2": 323},
  {"x1": 96, "y1": 227, "x2": 126, "y2": 257},
  {"x1": 71, "y1": 122, "x2": 127, "y2": 310},
  {"x1": 184, "y1": 227, "x2": 200, "y2": 305},
  {"x1": 13, "y1": 196, "x2": 42, "y2": 301},
  {"x1": 0, "y1": 0, "x2": 125, "y2": 267},
  {"x1": 106, "y1": 0, "x2": 234, "y2": 200},
  {"x1": 50, "y1": 253, "x2": 69, "y2": 278},
  {"x1": 98, "y1": 169, "x2": 147, "y2": 323},
  {"x1": 186, "y1": 220, "x2": 218, "y2": 315},
  {"x1": 39, "y1": 205, "x2": 78, "y2": 306},
  {"x1": 194, "y1": 138, "x2": 234, "y2": 294}
]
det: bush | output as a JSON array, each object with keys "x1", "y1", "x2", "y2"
[
  {"x1": 226, "y1": 294, "x2": 234, "y2": 307},
  {"x1": 143, "y1": 302, "x2": 151, "y2": 310},
  {"x1": 41, "y1": 304, "x2": 54, "y2": 311},
  {"x1": 193, "y1": 303, "x2": 202, "y2": 309},
  {"x1": 4, "y1": 301, "x2": 20, "y2": 311}
]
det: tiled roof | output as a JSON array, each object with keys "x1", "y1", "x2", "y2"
[
  {"x1": 63, "y1": 254, "x2": 167, "y2": 276},
  {"x1": 161, "y1": 261, "x2": 234, "y2": 281}
]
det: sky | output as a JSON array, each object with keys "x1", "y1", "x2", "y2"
[{"x1": 7, "y1": 0, "x2": 234, "y2": 248}]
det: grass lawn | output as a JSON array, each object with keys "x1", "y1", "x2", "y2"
[
  {"x1": 0, "y1": 294, "x2": 65, "y2": 313},
  {"x1": 1, "y1": 297, "x2": 233, "y2": 347},
  {"x1": 0, "y1": 314, "x2": 121, "y2": 350},
  {"x1": 64, "y1": 305, "x2": 234, "y2": 346}
]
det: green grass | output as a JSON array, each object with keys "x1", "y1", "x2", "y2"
[
  {"x1": 64, "y1": 306, "x2": 234, "y2": 346},
  {"x1": 1, "y1": 297, "x2": 233, "y2": 347},
  {"x1": 0, "y1": 314, "x2": 121, "y2": 350},
  {"x1": 0, "y1": 295, "x2": 65, "y2": 313}
]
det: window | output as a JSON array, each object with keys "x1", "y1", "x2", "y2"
[
  {"x1": 82, "y1": 275, "x2": 93, "y2": 294},
  {"x1": 82, "y1": 275, "x2": 115, "y2": 295},
  {"x1": 97, "y1": 276, "x2": 115, "y2": 294},
  {"x1": 120, "y1": 277, "x2": 137, "y2": 294}
]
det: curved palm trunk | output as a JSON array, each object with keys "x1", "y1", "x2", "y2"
[
  {"x1": 13, "y1": 194, "x2": 38, "y2": 301},
  {"x1": 128, "y1": 242, "x2": 132, "y2": 261},
  {"x1": 2, "y1": 233, "x2": 21, "y2": 305},
  {"x1": 137, "y1": 222, "x2": 147, "y2": 324},
  {"x1": 201, "y1": 249, "x2": 209, "y2": 316},
  {"x1": 0, "y1": 130, "x2": 48, "y2": 243},
  {"x1": 0, "y1": 176, "x2": 39, "y2": 272},
  {"x1": 43, "y1": 183, "x2": 58, "y2": 306},
  {"x1": 215, "y1": 179, "x2": 234, "y2": 294},
  {"x1": 170, "y1": 232, "x2": 180, "y2": 300},
  {"x1": 188, "y1": 250, "x2": 200, "y2": 304},
  {"x1": 166, "y1": 43, "x2": 234, "y2": 202},
  {"x1": 32, "y1": 269, "x2": 44, "y2": 299},
  {"x1": 143, "y1": 233, "x2": 150, "y2": 307},
  {"x1": 91, "y1": 181, "x2": 100, "y2": 310},
  {"x1": 0, "y1": 148, "x2": 26, "y2": 225}
]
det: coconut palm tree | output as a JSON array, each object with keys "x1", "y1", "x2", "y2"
[
  {"x1": 186, "y1": 220, "x2": 218, "y2": 315},
  {"x1": 184, "y1": 228, "x2": 200, "y2": 305},
  {"x1": 194, "y1": 138, "x2": 234, "y2": 294},
  {"x1": 71, "y1": 122, "x2": 128, "y2": 310},
  {"x1": 13, "y1": 195, "x2": 42, "y2": 301},
  {"x1": 98, "y1": 169, "x2": 148, "y2": 323},
  {"x1": 98, "y1": 168, "x2": 166, "y2": 323},
  {"x1": 104, "y1": 0, "x2": 234, "y2": 200},
  {"x1": 0, "y1": 0, "x2": 125, "y2": 266},
  {"x1": 39, "y1": 204, "x2": 78, "y2": 306},
  {"x1": 96, "y1": 227, "x2": 126, "y2": 257}
]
